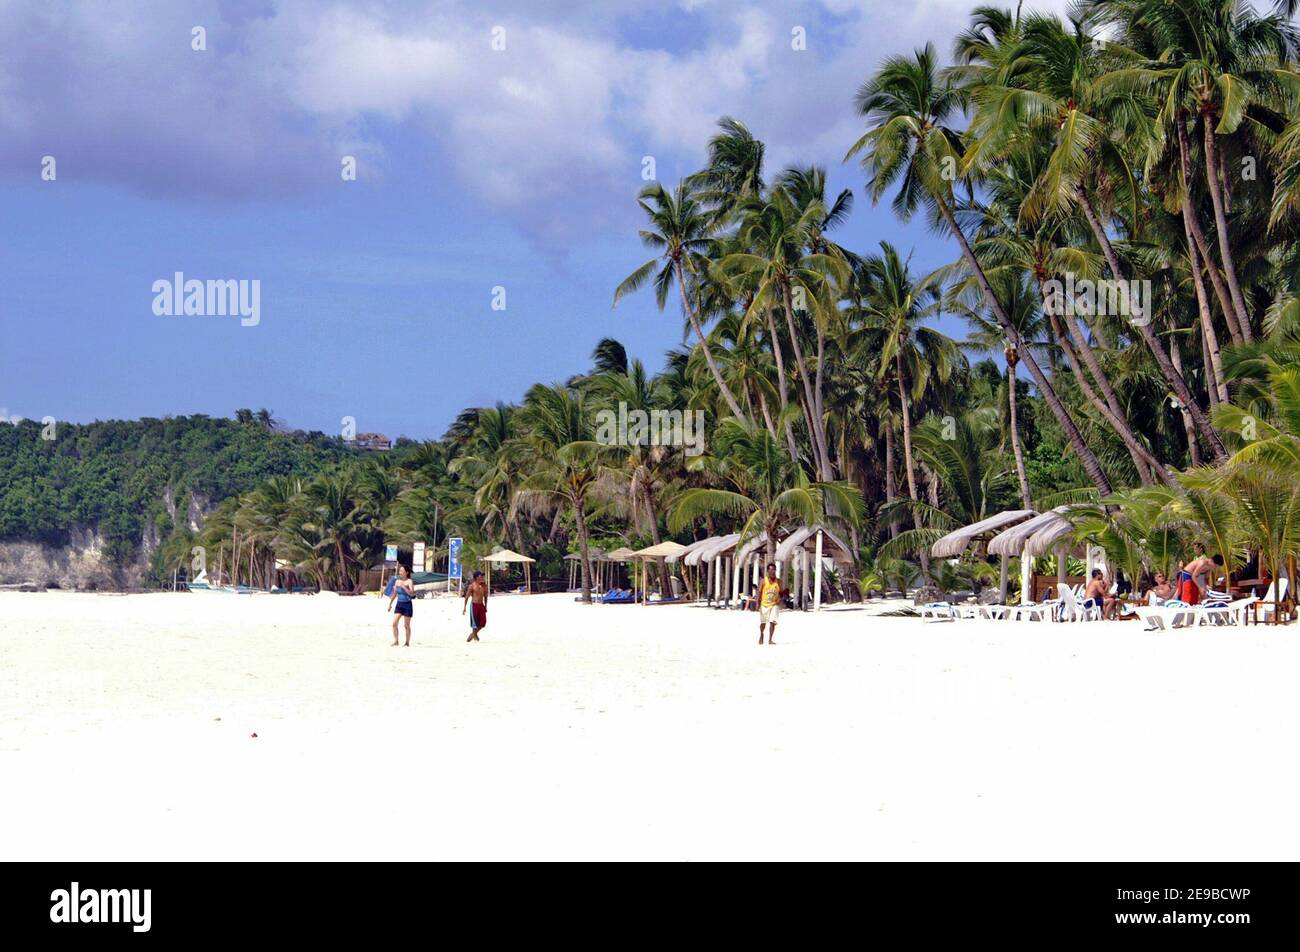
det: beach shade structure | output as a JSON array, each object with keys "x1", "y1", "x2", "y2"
[
  {"x1": 631, "y1": 541, "x2": 689, "y2": 603},
  {"x1": 604, "y1": 547, "x2": 635, "y2": 590},
  {"x1": 774, "y1": 526, "x2": 857, "y2": 609},
  {"x1": 669, "y1": 537, "x2": 723, "y2": 601},
  {"x1": 988, "y1": 506, "x2": 1086, "y2": 604},
  {"x1": 930, "y1": 509, "x2": 1038, "y2": 603},
  {"x1": 683, "y1": 533, "x2": 742, "y2": 606},
  {"x1": 481, "y1": 548, "x2": 536, "y2": 593},
  {"x1": 564, "y1": 548, "x2": 607, "y2": 592}
]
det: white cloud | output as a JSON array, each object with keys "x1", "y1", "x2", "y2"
[{"x1": 0, "y1": 0, "x2": 1083, "y2": 246}]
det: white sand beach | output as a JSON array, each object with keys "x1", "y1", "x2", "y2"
[{"x1": 2, "y1": 590, "x2": 1297, "y2": 861}]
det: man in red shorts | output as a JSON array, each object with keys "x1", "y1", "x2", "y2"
[{"x1": 462, "y1": 570, "x2": 489, "y2": 642}]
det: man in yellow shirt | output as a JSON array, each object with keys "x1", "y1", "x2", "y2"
[{"x1": 757, "y1": 562, "x2": 784, "y2": 645}]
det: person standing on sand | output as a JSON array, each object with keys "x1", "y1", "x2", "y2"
[
  {"x1": 388, "y1": 564, "x2": 415, "y2": 647},
  {"x1": 462, "y1": 570, "x2": 488, "y2": 642},
  {"x1": 757, "y1": 562, "x2": 784, "y2": 645}
]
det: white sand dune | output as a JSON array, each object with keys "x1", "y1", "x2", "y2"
[{"x1": 1, "y1": 590, "x2": 1297, "y2": 860}]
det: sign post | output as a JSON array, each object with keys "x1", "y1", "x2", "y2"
[
  {"x1": 412, "y1": 541, "x2": 426, "y2": 576},
  {"x1": 448, "y1": 537, "x2": 463, "y2": 593},
  {"x1": 381, "y1": 543, "x2": 399, "y2": 592}
]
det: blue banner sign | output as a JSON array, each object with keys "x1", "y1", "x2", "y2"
[{"x1": 448, "y1": 537, "x2": 464, "y2": 579}]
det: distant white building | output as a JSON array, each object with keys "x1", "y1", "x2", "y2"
[{"x1": 347, "y1": 432, "x2": 391, "y2": 452}]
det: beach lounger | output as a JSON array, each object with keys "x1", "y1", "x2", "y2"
[
  {"x1": 1194, "y1": 596, "x2": 1256, "y2": 627},
  {"x1": 919, "y1": 602, "x2": 955, "y2": 623},
  {"x1": 1057, "y1": 584, "x2": 1100, "y2": 623},
  {"x1": 1134, "y1": 600, "x2": 1195, "y2": 631}
]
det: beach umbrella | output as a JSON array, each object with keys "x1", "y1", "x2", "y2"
[
  {"x1": 481, "y1": 548, "x2": 536, "y2": 593},
  {"x1": 631, "y1": 541, "x2": 688, "y2": 603},
  {"x1": 929, "y1": 509, "x2": 1037, "y2": 603}
]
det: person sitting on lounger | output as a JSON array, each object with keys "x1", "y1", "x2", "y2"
[
  {"x1": 1083, "y1": 569, "x2": 1115, "y2": 619},
  {"x1": 1146, "y1": 571, "x2": 1175, "y2": 605}
]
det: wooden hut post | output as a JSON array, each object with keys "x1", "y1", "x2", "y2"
[
  {"x1": 999, "y1": 551, "x2": 1010, "y2": 603},
  {"x1": 813, "y1": 530, "x2": 824, "y2": 611},
  {"x1": 1021, "y1": 544, "x2": 1033, "y2": 604}
]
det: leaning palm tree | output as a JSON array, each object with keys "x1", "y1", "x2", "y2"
[
  {"x1": 955, "y1": 272, "x2": 1043, "y2": 508},
  {"x1": 613, "y1": 182, "x2": 747, "y2": 421},
  {"x1": 667, "y1": 419, "x2": 864, "y2": 564},
  {"x1": 846, "y1": 42, "x2": 1116, "y2": 494},
  {"x1": 953, "y1": 8, "x2": 1228, "y2": 459}
]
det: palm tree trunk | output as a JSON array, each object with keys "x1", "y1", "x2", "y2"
[
  {"x1": 937, "y1": 195, "x2": 1114, "y2": 494},
  {"x1": 896, "y1": 353, "x2": 932, "y2": 582},
  {"x1": 1183, "y1": 216, "x2": 1231, "y2": 405},
  {"x1": 641, "y1": 482, "x2": 672, "y2": 595},
  {"x1": 1202, "y1": 117, "x2": 1252, "y2": 342},
  {"x1": 814, "y1": 319, "x2": 834, "y2": 477},
  {"x1": 673, "y1": 260, "x2": 746, "y2": 421},
  {"x1": 780, "y1": 283, "x2": 834, "y2": 479},
  {"x1": 1175, "y1": 117, "x2": 1243, "y2": 345},
  {"x1": 884, "y1": 423, "x2": 899, "y2": 540},
  {"x1": 1077, "y1": 190, "x2": 1226, "y2": 460},
  {"x1": 1006, "y1": 357, "x2": 1033, "y2": 509},
  {"x1": 764, "y1": 308, "x2": 802, "y2": 461},
  {"x1": 1039, "y1": 287, "x2": 1166, "y2": 485},
  {"x1": 573, "y1": 496, "x2": 593, "y2": 603},
  {"x1": 1168, "y1": 333, "x2": 1203, "y2": 466},
  {"x1": 758, "y1": 390, "x2": 779, "y2": 443}
]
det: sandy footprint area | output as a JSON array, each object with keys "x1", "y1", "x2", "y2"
[{"x1": 1, "y1": 590, "x2": 1297, "y2": 860}]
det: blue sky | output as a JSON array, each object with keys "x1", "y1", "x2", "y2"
[{"x1": 0, "y1": 0, "x2": 1072, "y2": 440}]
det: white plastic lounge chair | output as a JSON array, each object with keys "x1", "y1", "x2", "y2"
[
  {"x1": 1254, "y1": 579, "x2": 1290, "y2": 624},
  {"x1": 1057, "y1": 583, "x2": 1100, "y2": 622},
  {"x1": 1135, "y1": 599, "x2": 1195, "y2": 631},
  {"x1": 1195, "y1": 595, "x2": 1256, "y2": 627},
  {"x1": 920, "y1": 602, "x2": 955, "y2": 623},
  {"x1": 1008, "y1": 600, "x2": 1055, "y2": 622}
]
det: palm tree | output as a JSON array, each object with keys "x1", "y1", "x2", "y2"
[
  {"x1": 846, "y1": 43, "x2": 1117, "y2": 494},
  {"x1": 514, "y1": 384, "x2": 618, "y2": 603},
  {"x1": 857, "y1": 241, "x2": 961, "y2": 577},
  {"x1": 586, "y1": 356, "x2": 679, "y2": 594},
  {"x1": 714, "y1": 187, "x2": 849, "y2": 479},
  {"x1": 1094, "y1": 0, "x2": 1296, "y2": 341},
  {"x1": 957, "y1": 272, "x2": 1044, "y2": 507},
  {"x1": 954, "y1": 8, "x2": 1229, "y2": 460},
  {"x1": 613, "y1": 182, "x2": 747, "y2": 421},
  {"x1": 667, "y1": 419, "x2": 864, "y2": 563}
]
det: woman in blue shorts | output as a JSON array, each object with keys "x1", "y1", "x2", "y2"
[{"x1": 387, "y1": 564, "x2": 415, "y2": 647}]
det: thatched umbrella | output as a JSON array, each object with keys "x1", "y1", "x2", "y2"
[
  {"x1": 988, "y1": 507, "x2": 1089, "y2": 603},
  {"x1": 631, "y1": 541, "x2": 689, "y2": 603},
  {"x1": 930, "y1": 509, "x2": 1038, "y2": 602},
  {"x1": 481, "y1": 548, "x2": 536, "y2": 593}
]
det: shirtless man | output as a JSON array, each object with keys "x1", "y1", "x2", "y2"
[
  {"x1": 1182, "y1": 550, "x2": 1218, "y2": 605},
  {"x1": 462, "y1": 570, "x2": 488, "y2": 642},
  {"x1": 1083, "y1": 569, "x2": 1114, "y2": 619},
  {"x1": 1148, "y1": 571, "x2": 1175, "y2": 604}
]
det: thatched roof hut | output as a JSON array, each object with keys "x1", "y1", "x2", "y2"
[
  {"x1": 930, "y1": 510, "x2": 1038, "y2": 559},
  {"x1": 987, "y1": 506, "x2": 1076, "y2": 558}
]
